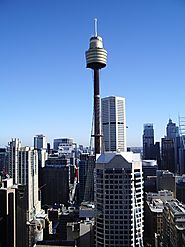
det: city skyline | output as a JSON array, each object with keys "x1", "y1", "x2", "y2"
[{"x1": 1, "y1": 0, "x2": 185, "y2": 147}]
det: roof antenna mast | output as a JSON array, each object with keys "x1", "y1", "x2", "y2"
[{"x1": 94, "y1": 18, "x2": 98, "y2": 37}]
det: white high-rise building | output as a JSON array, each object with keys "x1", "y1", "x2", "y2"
[
  {"x1": 8, "y1": 139, "x2": 41, "y2": 220},
  {"x1": 34, "y1": 134, "x2": 48, "y2": 168},
  {"x1": 8, "y1": 138, "x2": 21, "y2": 184},
  {"x1": 101, "y1": 96, "x2": 126, "y2": 152},
  {"x1": 19, "y1": 146, "x2": 41, "y2": 219},
  {"x1": 95, "y1": 152, "x2": 144, "y2": 247}
]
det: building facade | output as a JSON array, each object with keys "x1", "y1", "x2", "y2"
[
  {"x1": 144, "y1": 190, "x2": 173, "y2": 246},
  {"x1": 142, "y1": 123, "x2": 155, "y2": 160},
  {"x1": 166, "y1": 119, "x2": 179, "y2": 139},
  {"x1": 0, "y1": 148, "x2": 7, "y2": 173},
  {"x1": 163, "y1": 200, "x2": 185, "y2": 247},
  {"x1": 95, "y1": 152, "x2": 143, "y2": 247},
  {"x1": 160, "y1": 119, "x2": 180, "y2": 174},
  {"x1": 8, "y1": 139, "x2": 41, "y2": 220},
  {"x1": 79, "y1": 154, "x2": 95, "y2": 203},
  {"x1": 176, "y1": 175, "x2": 185, "y2": 204},
  {"x1": 161, "y1": 137, "x2": 176, "y2": 173},
  {"x1": 101, "y1": 96, "x2": 126, "y2": 152},
  {"x1": 0, "y1": 178, "x2": 28, "y2": 247},
  {"x1": 53, "y1": 138, "x2": 74, "y2": 151},
  {"x1": 41, "y1": 158, "x2": 70, "y2": 206},
  {"x1": 34, "y1": 134, "x2": 47, "y2": 150},
  {"x1": 156, "y1": 170, "x2": 176, "y2": 196}
]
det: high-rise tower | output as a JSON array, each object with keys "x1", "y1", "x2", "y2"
[
  {"x1": 95, "y1": 152, "x2": 144, "y2": 247},
  {"x1": 143, "y1": 123, "x2": 154, "y2": 160},
  {"x1": 8, "y1": 139, "x2": 41, "y2": 220},
  {"x1": 161, "y1": 119, "x2": 179, "y2": 174},
  {"x1": 101, "y1": 96, "x2": 127, "y2": 152},
  {"x1": 86, "y1": 19, "x2": 107, "y2": 156},
  {"x1": 34, "y1": 134, "x2": 47, "y2": 150}
]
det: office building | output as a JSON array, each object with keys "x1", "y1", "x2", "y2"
[
  {"x1": 166, "y1": 119, "x2": 179, "y2": 139},
  {"x1": 178, "y1": 136, "x2": 185, "y2": 175},
  {"x1": 161, "y1": 137, "x2": 176, "y2": 173},
  {"x1": 78, "y1": 153, "x2": 89, "y2": 203},
  {"x1": 79, "y1": 153, "x2": 95, "y2": 203},
  {"x1": 0, "y1": 148, "x2": 7, "y2": 173},
  {"x1": 176, "y1": 175, "x2": 185, "y2": 204},
  {"x1": 34, "y1": 134, "x2": 47, "y2": 150},
  {"x1": 161, "y1": 119, "x2": 180, "y2": 174},
  {"x1": 0, "y1": 178, "x2": 28, "y2": 247},
  {"x1": 33, "y1": 136, "x2": 48, "y2": 193},
  {"x1": 145, "y1": 198, "x2": 163, "y2": 246},
  {"x1": 95, "y1": 152, "x2": 144, "y2": 247},
  {"x1": 101, "y1": 96, "x2": 126, "y2": 152},
  {"x1": 142, "y1": 160, "x2": 158, "y2": 192},
  {"x1": 142, "y1": 123, "x2": 155, "y2": 160},
  {"x1": 0, "y1": 178, "x2": 17, "y2": 247},
  {"x1": 8, "y1": 139, "x2": 41, "y2": 220},
  {"x1": 156, "y1": 170, "x2": 176, "y2": 196},
  {"x1": 163, "y1": 199, "x2": 185, "y2": 247},
  {"x1": 19, "y1": 146, "x2": 41, "y2": 220},
  {"x1": 53, "y1": 138, "x2": 74, "y2": 151},
  {"x1": 142, "y1": 160, "x2": 158, "y2": 180},
  {"x1": 8, "y1": 138, "x2": 22, "y2": 184},
  {"x1": 144, "y1": 190, "x2": 173, "y2": 246},
  {"x1": 41, "y1": 158, "x2": 70, "y2": 206},
  {"x1": 153, "y1": 141, "x2": 161, "y2": 168}
]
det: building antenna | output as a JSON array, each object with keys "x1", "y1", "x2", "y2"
[{"x1": 94, "y1": 18, "x2": 98, "y2": 37}]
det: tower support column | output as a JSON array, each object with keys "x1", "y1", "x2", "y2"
[{"x1": 94, "y1": 69, "x2": 100, "y2": 155}]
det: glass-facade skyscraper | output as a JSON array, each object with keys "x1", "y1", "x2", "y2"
[{"x1": 142, "y1": 123, "x2": 154, "y2": 160}]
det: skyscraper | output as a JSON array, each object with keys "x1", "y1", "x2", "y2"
[
  {"x1": 161, "y1": 119, "x2": 179, "y2": 173},
  {"x1": 34, "y1": 134, "x2": 47, "y2": 150},
  {"x1": 79, "y1": 153, "x2": 95, "y2": 203},
  {"x1": 95, "y1": 152, "x2": 144, "y2": 247},
  {"x1": 166, "y1": 119, "x2": 179, "y2": 173},
  {"x1": 101, "y1": 96, "x2": 127, "y2": 152},
  {"x1": 8, "y1": 139, "x2": 41, "y2": 220},
  {"x1": 161, "y1": 137, "x2": 176, "y2": 173},
  {"x1": 166, "y1": 119, "x2": 179, "y2": 139},
  {"x1": 8, "y1": 138, "x2": 21, "y2": 184},
  {"x1": 41, "y1": 158, "x2": 70, "y2": 206},
  {"x1": 0, "y1": 148, "x2": 8, "y2": 173},
  {"x1": 0, "y1": 178, "x2": 28, "y2": 247},
  {"x1": 142, "y1": 123, "x2": 154, "y2": 160}
]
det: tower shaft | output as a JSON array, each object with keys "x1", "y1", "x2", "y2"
[{"x1": 94, "y1": 69, "x2": 100, "y2": 155}]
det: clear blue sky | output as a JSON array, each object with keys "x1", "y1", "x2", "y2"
[{"x1": 0, "y1": 0, "x2": 185, "y2": 147}]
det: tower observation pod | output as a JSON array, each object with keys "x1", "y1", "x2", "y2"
[{"x1": 85, "y1": 19, "x2": 107, "y2": 156}]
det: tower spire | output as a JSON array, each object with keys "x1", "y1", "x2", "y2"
[{"x1": 94, "y1": 18, "x2": 98, "y2": 37}]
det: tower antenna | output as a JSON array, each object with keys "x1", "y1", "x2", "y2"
[{"x1": 94, "y1": 18, "x2": 98, "y2": 37}]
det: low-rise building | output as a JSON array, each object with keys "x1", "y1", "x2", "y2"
[
  {"x1": 144, "y1": 190, "x2": 174, "y2": 246},
  {"x1": 163, "y1": 199, "x2": 185, "y2": 247}
]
